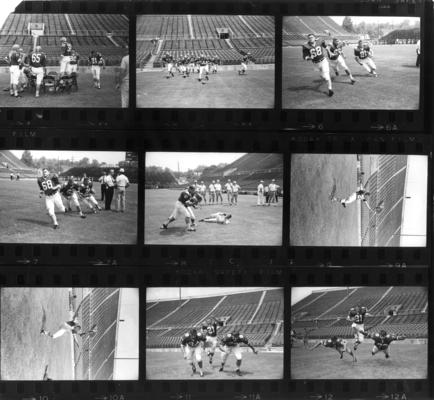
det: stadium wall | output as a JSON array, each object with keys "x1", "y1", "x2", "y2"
[
  {"x1": 137, "y1": 63, "x2": 274, "y2": 72},
  {"x1": 146, "y1": 347, "x2": 283, "y2": 353}
]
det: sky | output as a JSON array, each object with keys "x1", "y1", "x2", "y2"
[
  {"x1": 0, "y1": 1, "x2": 20, "y2": 29},
  {"x1": 331, "y1": 16, "x2": 420, "y2": 25},
  {"x1": 147, "y1": 287, "x2": 280, "y2": 302},
  {"x1": 145, "y1": 152, "x2": 246, "y2": 171},
  {"x1": 11, "y1": 150, "x2": 128, "y2": 165},
  {"x1": 291, "y1": 287, "x2": 352, "y2": 306}
]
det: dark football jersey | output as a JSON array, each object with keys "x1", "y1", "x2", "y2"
[
  {"x1": 328, "y1": 43, "x2": 343, "y2": 61},
  {"x1": 9, "y1": 51, "x2": 21, "y2": 66},
  {"x1": 221, "y1": 334, "x2": 249, "y2": 347},
  {"x1": 69, "y1": 54, "x2": 79, "y2": 65},
  {"x1": 89, "y1": 54, "x2": 102, "y2": 66},
  {"x1": 61, "y1": 42, "x2": 73, "y2": 56},
  {"x1": 371, "y1": 333, "x2": 397, "y2": 349},
  {"x1": 354, "y1": 46, "x2": 371, "y2": 59},
  {"x1": 28, "y1": 52, "x2": 46, "y2": 68},
  {"x1": 38, "y1": 175, "x2": 60, "y2": 196},
  {"x1": 61, "y1": 182, "x2": 80, "y2": 197},
  {"x1": 181, "y1": 332, "x2": 206, "y2": 347},
  {"x1": 302, "y1": 42, "x2": 326, "y2": 63},
  {"x1": 162, "y1": 55, "x2": 173, "y2": 63},
  {"x1": 198, "y1": 57, "x2": 208, "y2": 66},
  {"x1": 202, "y1": 321, "x2": 223, "y2": 337},
  {"x1": 178, "y1": 190, "x2": 192, "y2": 205},
  {"x1": 349, "y1": 308, "x2": 367, "y2": 324},
  {"x1": 80, "y1": 182, "x2": 94, "y2": 197}
]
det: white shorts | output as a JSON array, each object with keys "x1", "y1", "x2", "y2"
[
  {"x1": 67, "y1": 191, "x2": 80, "y2": 207},
  {"x1": 185, "y1": 345, "x2": 202, "y2": 362},
  {"x1": 60, "y1": 56, "x2": 70, "y2": 74},
  {"x1": 121, "y1": 80, "x2": 129, "y2": 108},
  {"x1": 31, "y1": 67, "x2": 44, "y2": 85},
  {"x1": 91, "y1": 65, "x2": 101, "y2": 80},
  {"x1": 167, "y1": 63, "x2": 173, "y2": 72},
  {"x1": 351, "y1": 323, "x2": 365, "y2": 342},
  {"x1": 45, "y1": 192, "x2": 66, "y2": 216},
  {"x1": 241, "y1": 62, "x2": 247, "y2": 70},
  {"x1": 360, "y1": 57, "x2": 376, "y2": 71},
  {"x1": 170, "y1": 200, "x2": 195, "y2": 220},
  {"x1": 221, "y1": 344, "x2": 242, "y2": 360},
  {"x1": 68, "y1": 64, "x2": 78, "y2": 74},
  {"x1": 314, "y1": 58, "x2": 330, "y2": 81},
  {"x1": 205, "y1": 336, "x2": 218, "y2": 350},
  {"x1": 199, "y1": 65, "x2": 207, "y2": 75},
  {"x1": 9, "y1": 65, "x2": 20, "y2": 85},
  {"x1": 329, "y1": 55, "x2": 349, "y2": 71}
]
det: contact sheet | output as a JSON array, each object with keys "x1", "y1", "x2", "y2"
[{"x1": 0, "y1": 0, "x2": 432, "y2": 399}]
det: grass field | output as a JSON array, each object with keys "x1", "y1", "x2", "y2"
[
  {"x1": 282, "y1": 44, "x2": 420, "y2": 109},
  {"x1": 0, "y1": 179, "x2": 137, "y2": 244},
  {"x1": 137, "y1": 68, "x2": 274, "y2": 108},
  {"x1": 0, "y1": 68, "x2": 124, "y2": 108},
  {"x1": 145, "y1": 189, "x2": 282, "y2": 245},
  {"x1": 1, "y1": 288, "x2": 72, "y2": 380},
  {"x1": 290, "y1": 154, "x2": 359, "y2": 246},
  {"x1": 146, "y1": 350, "x2": 283, "y2": 379},
  {"x1": 291, "y1": 341, "x2": 427, "y2": 379}
]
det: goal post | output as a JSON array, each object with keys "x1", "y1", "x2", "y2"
[{"x1": 28, "y1": 22, "x2": 45, "y2": 51}]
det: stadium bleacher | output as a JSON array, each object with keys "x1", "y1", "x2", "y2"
[
  {"x1": 146, "y1": 288, "x2": 284, "y2": 349},
  {"x1": 292, "y1": 287, "x2": 427, "y2": 340},
  {"x1": 136, "y1": 15, "x2": 275, "y2": 68},
  {"x1": 0, "y1": 14, "x2": 128, "y2": 66},
  {"x1": 0, "y1": 150, "x2": 35, "y2": 178}
]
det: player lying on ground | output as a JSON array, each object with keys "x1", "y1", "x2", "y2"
[
  {"x1": 160, "y1": 186, "x2": 203, "y2": 232},
  {"x1": 41, "y1": 318, "x2": 97, "y2": 339},
  {"x1": 38, "y1": 168, "x2": 66, "y2": 229},
  {"x1": 181, "y1": 328, "x2": 207, "y2": 377},
  {"x1": 199, "y1": 212, "x2": 232, "y2": 224},
  {"x1": 325, "y1": 38, "x2": 356, "y2": 84},
  {"x1": 347, "y1": 306, "x2": 372, "y2": 351},
  {"x1": 201, "y1": 317, "x2": 224, "y2": 364},
  {"x1": 354, "y1": 40, "x2": 378, "y2": 77},
  {"x1": 60, "y1": 177, "x2": 86, "y2": 218},
  {"x1": 303, "y1": 33, "x2": 334, "y2": 97},
  {"x1": 218, "y1": 331, "x2": 258, "y2": 376},
  {"x1": 310, "y1": 336, "x2": 357, "y2": 362},
  {"x1": 362, "y1": 329, "x2": 406, "y2": 358}
]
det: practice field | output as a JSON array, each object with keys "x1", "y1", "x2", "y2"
[
  {"x1": 146, "y1": 350, "x2": 283, "y2": 380},
  {"x1": 1, "y1": 288, "x2": 72, "y2": 380},
  {"x1": 145, "y1": 189, "x2": 283, "y2": 245},
  {"x1": 0, "y1": 179, "x2": 138, "y2": 244},
  {"x1": 291, "y1": 341, "x2": 427, "y2": 379},
  {"x1": 0, "y1": 68, "x2": 124, "y2": 108},
  {"x1": 137, "y1": 68, "x2": 274, "y2": 108},
  {"x1": 290, "y1": 154, "x2": 359, "y2": 246},
  {"x1": 282, "y1": 44, "x2": 420, "y2": 109}
]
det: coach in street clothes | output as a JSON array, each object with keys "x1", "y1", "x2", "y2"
[
  {"x1": 116, "y1": 53, "x2": 129, "y2": 108},
  {"x1": 104, "y1": 169, "x2": 115, "y2": 210},
  {"x1": 115, "y1": 168, "x2": 130, "y2": 212},
  {"x1": 99, "y1": 171, "x2": 107, "y2": 201}
]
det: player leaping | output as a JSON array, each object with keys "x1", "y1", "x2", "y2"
[
  {"x1": 310, "y1": 336, "x2": 357, "y2": 362},
  {"x1": 354, "y1": 40, "x2": 378, "y2": 77},
  {"x1": 303, "y1": 34, "x2": 333, "y2": 97},
  {"x1": 347, "y1": 306, "x2": 372, "y2": 352},
  {"x1": 362, "y1": 329, "x2": 406, "y2": 359},
  {"x1": 201, "y1": 317, "x2": 224, "y2": 364}
]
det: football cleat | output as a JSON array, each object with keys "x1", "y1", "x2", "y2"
[
  {"x1": 236, "y1": 370, "x2": 242, "y2": 376},
  {"x1": 328, "y1": 89, "x2": 334, "y2": 97},
  {"x1": 200, "y1": 371, "x2": 204, "y2": 377},
  {"x1": 335, "y1": 71, "x2": 339, "y2": 76},
  {"x1": 80, "y1": 214, "x2": 86, "y2": 219},
  {"x1": 385, "y1": 353, "x2": 389, "y2": 359},
  {"x1": 341, "y1": 202, "x2": 346, "y2": 208},
  {"x1": 160, "y1": 223, "x2": 168, "y2": 230},
  {"x1": 187, "y1": 227, "x2": 196, "y2": 232},
  {"x1": 53, "y1": 224, "x2": 59, "y2": 229},
  {"x1": 192, "y1": 365, "x2": 196, "y2": 373},
  {"x1": 219, "y1": 367, "x2": 224, "y2": 372},
  {"x1": 351, "y1": 78, "x2": 356, "y2": 84}
]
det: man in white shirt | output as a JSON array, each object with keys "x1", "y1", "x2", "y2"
[
  {"x1": 104, "y1": 169, "x2": 115, "y2": 210},
  {"x1": 215, "y1": 179, "x2": 223, "y2": 205},
  {"x1": 115, "y1": 168, "x2": 130, "y2": 212},
  {"x1": 116, "y1": 53, "x2": 129, "y2": 108},
  {"x1": 268, "y1": 179, "x2": 279, "y2": 205},
  {"x1": 208, "y1": 181, "x2": 216, "y2": 205},
  {"x1": 98, "y1": 171, "x2": 107, "y2": 201},
  {"x1": 224, "y1": 179, "x2": 233, "y2": 206},
  {"x1": 257, "y1": 180, "x2": 265, "y2": 206},
  {"x1": 231, "y1": 180, "x2": 240, "y2": 205},
  {"x1": 199, "y1": 181, "x2": 207, "y2": 205}
]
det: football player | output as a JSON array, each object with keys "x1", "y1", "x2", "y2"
[
  {"x1": 310, "y1": 336, "x2": 356, "y2": 362},
  {"x1": 162, "y1": 52, "x2": 174, "y2": 78},
  {"x1": 79, "y1": 177, "x2": 102, "y2": 213},
  {"x1": 416, "y1": 39, "x2": 420, "y2": 68},
  {"x1": 211, "y1": 55, "x2": 219, "y2": 74},
  {"x1": 69, "y1": 50, "x2": 80, "y2": 74},
  {"x1": 59, "y1": 37, "x2": 73, "y2": 75},
  {"x1": 41, "y1": 318, "x2": 97, "y2": 339},
  {"x1": 218, "y1": 331, "x2": 258, "y2": 376},
  {"x1": 180, "y1": 329, "x2": 206, "y2": 377},
  {"x1": 198, "y1": 53, "x2": 209, "y2": 83},
  {"x1": 326, "y1": 38, "x2": 356, "y2": 84},
  {"x1": 199, "y1": 212, "x2": 232, "y2": 224},
  {"x1": 8, "y1": 44, "x2": 22, "y2": 98},
  {"x1": 88, "y1": 50, "x2": 105, "y2": 89},
  {"x1": 60, "y1": 177, "x2": 86, "y2": 218},
  {"x1": 160, "y1": 185, "x2": 200, "y2": 232},
  {"x1": 354, "y1": 40, "x2": 377, "y2": 77},
  {"x1": 347, "y1": 306, "x2": 372, "y2": 351},
  {"x1": 27, "y1": 45, "x2": 47, "y2": 97},
  {"x1": 239, "y1": 53, "x2": 252, "y2": 75},
  {"x1": 37, "y1": 168, "x2": 66, "y2": 229},
  {"x1": 303, "y1": 34, "x2": 333, "y2": 97},
  {"x1": 362, "y1": 329, "x2": 406, "y2": 359},
  {"x1": 201, "y1": 317, "x2": 224, "y2": 364}
]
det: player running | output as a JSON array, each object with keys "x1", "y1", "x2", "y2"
[
  {"x1": 26, "y1": 45, "x2": 47, "y2": 98},
  {"x1": 79, "y1": 177, "x2": 102, "y2": 213},
  {"x1": 218, "y1": 331, "x2": 258, "y2": 376},
  {"x1": 362, "y1": 329, "x2": 406, "y2": 359},
  {"x1": 326, "y1": 38, "x2": 356, "y2": 84},
  {"x1": 198, "y1": 54, "x2": 209, "y2": 83},
  {"x1": 310, "y1": 336, "x2": 357, "y2": 362},
  {"x1": 160, "y1": 186, "x2": 202, "y2": 232},
  {"x1": 239, "y1": 53, "x2": 252, "y2": 75},
  {"x1": 303, "y1": 34, "x2": 333, "y2": 97},
  {"x1": 7, "y1": 44, "x2": 22, "y2": 98},
  {"x1": 354, "y1": 40, "x2": 377, "y2": 77},
  {"x1": 88, "y1": 50, "x2": 105, "y2": 89},
  {"x1": 199, "y1": 212, "x2": 232, "y2": 224},
  {"x1": 162, "y1": 53, "x2": 175, "y2": 79},
  {"x1": 37, "y1": 168, "x2": 66, "y2": 229},
  {"x1": 181, "y1": 329, "x2": 206, "y2": 377},
  {"x1": 347, "y1": 306, "x2": 372, "y2": 351},
  {"x1": 201, "y1": 317, "x2": 224, "y2": 364},
  {"x1": 60, "y1": 177, "x2": 86, "y2": 218},
  {"x1": 59, "y1": 37, "x2": 73, "y2": 75}
]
